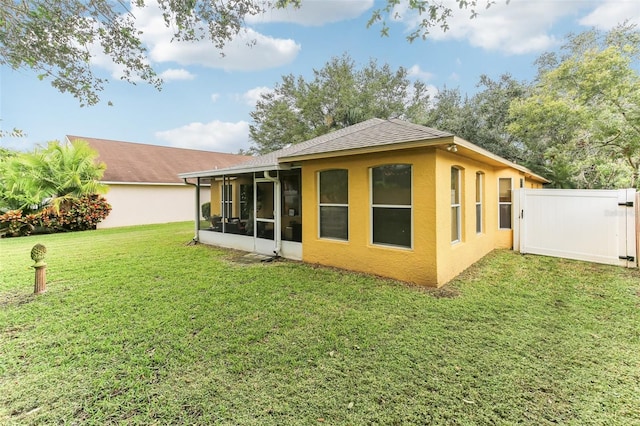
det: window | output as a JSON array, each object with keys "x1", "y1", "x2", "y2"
[
  {"x1": 239, "y1": 184, "x2": 252, "y2": 221},
  {"x1": 476, "y1": 172, "x2": 483, "y2": 234},
  {"x1": 371, "y1": 164, "x2": 412, "y2": 248},
  {"x1": 451, "y1": 167, "x2": 462, "y2": 243},
  {"x1": 282, "y1": 172, "x2": 301, "y2": 217},
  {"x1": 221, "y1": 183, "x2": 233, "y2": 219},
  {"x1": 499, "y1": 178, "x2": 512, "y2": 229},
  {"x1": 319, "y1": 169, "x2": 348, "y2": 240}
]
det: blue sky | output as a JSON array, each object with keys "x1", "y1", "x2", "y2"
[{"x1": 1, "y1": 0, "x2": 639, "y2": 153}]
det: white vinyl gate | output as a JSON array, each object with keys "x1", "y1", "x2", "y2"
[{"x1": 513, "y1": 188, "x2": 637, "y2": 268}]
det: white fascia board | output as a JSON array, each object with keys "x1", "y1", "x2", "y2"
[
  {"x1": 452, "y1": 137, "x2": 549, "y2": 183},
  {"x1": 178, "y1": 163, "x2": 291, "y2": 179},
  {"x1": 102, "y1": 181, "x2": 210, "y2": 187}
]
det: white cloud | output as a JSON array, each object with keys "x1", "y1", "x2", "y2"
[
  {"x1": 407, "y1": 64, "x2": 434, "y2": 81},
  {"x1": 242, "y1": 86, "x2": 274, "y2": 106},
  {"x1": 391, "y1": 0, "x2": 583, "y2": 54},
  {"x1": 131, "y1": 1, "x2": 301, "y2": 71},
  {"x1": 148, "y1": 27, "x2": 300, "y2": 71},
  {"x1": 211, "y1": 93, "x2": 220, "y2": 102},
  {"x1": 247, "y1": 0, "x2": 373, "y2": 26},
  {"x1": 579, "y1": 0, "x2": 640, "y2": 29},
  {"x1": 159, "y1": 68, "x2": 195, "y2": 81},
  {"x1": 155, "y1": 120, "x2": 251, "y2": 152}
]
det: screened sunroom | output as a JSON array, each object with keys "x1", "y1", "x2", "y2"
[{"x1": 180, "y1": 166, "x2": 303, "y2": 261}]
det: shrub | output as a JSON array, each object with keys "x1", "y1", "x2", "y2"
[
  {"x1": 201, "y1": 202, "x2": 211, "y2": 220},
  {"x1": 0, "y1": 210, "x2": 37, "y2": 237},
  {"x1": 0, "y1": 194, "x2": 111, "y2": 237}
]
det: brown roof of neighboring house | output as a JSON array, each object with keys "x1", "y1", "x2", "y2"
[{"x1": 66, "y1": 135, "x2": 251, "y2": 184}]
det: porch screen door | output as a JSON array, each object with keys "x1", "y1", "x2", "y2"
[{"x1": 254, "y1": 180, "x2": 279, "y2": 255}]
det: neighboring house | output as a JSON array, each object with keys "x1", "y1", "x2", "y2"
[
  {"x1": 66, "y1": 135, "x2": 250, "y2": 229},
  {"x1": 179, "y1": 119, "x2": 547, "y2": 287}
]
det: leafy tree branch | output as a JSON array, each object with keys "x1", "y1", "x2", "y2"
[{"x1": 0, "y1": 0, "x2": 497, "y2": 106}]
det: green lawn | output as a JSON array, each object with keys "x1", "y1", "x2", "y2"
[{"x1": 1, "y1": 222, "x2": 639, "y2": 425}]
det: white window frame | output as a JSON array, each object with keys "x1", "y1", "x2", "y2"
[
  {"x1": 451, "y1": 167, "x2": 462, "y2": 243},
  {"x1": 498, "y1": 177, "x2": 513, "y2": 230},
  {"x1": 318, "y1": 169, "x2": 349, "y2": 241},
  {"x1": 221, "y1": 181, "x2": 233, "y2": 219},
  {"x1": 370, "y1": 164, "x2": 413, "y2": 249},
  {"x1": 476, "y1": 172, "x2": 483, "y2": 234}
]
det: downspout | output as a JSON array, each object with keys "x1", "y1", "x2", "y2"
[
  {"x1": 263, "y1": 170, "x2": 281, "y2": 256},
  {"x1": 183, "y1": 177, "x2": 200, "y2": 243}
]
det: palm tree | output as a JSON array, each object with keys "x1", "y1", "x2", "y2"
[{"x1": 0, "y1": 140, "x2": 107, "y2": 213}]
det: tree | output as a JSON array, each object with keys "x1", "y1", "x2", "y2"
[
  {"x1": 248, "y1": 54, "x2": 431, "y2": 153},
  {"x1": 422, "y1": 74, "x2": 528, "y2": 163},
  {"x1": 0, "y1": 139, "x2": 107, "y2": 213},
  {"x1": 508, "y1": 24, "x2": 640, "y2": 188},
  {"x1": 0, "y1": 0, "x2": 496, "y2": 106}
]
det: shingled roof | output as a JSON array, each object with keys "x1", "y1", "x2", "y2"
[
  {"x1": 66, "y1": 135, "x2": 250, "y2": 184},
  {"x1": 178, "y1": 118, "x2": 547, "y2": 183},
  {"x1": 179, "y1": 118, "x2": 453, "y2": 178}
]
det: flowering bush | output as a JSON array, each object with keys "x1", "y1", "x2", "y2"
[{"x1": 0, "y1": 195, "x2": 111, "y2": 237}]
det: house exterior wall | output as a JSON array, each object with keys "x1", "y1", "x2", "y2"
[
  {"x1": 98, "y1": 184, "x2": 211, "y2": 229},
  {"x1": 433, "y1": 150, "x2": 526, "y2": 285},
  {"x1": 300, "y1": 147, "x2": 538, "y2": 287},
  {"x1": 208, "y1": 177, "x2": 252, "y2": 219},
  {"x1": 300, "y1": 147, "x2": 440, "y2": 285}
]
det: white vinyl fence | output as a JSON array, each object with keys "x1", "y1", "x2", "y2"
[{"x1": 513, "y1": 188, "x2": 637, "y2": 268}]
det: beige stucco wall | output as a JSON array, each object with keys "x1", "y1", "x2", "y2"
[{"x1": 98, "y1": 183, "x2": 210, "y2": 229}]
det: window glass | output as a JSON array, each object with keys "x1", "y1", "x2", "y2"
[
  {"x1": 256, "y1": 182, "x2": 274, "y2": 220},
  {"x1": 372, "y1": 164, "x2": 411, "y2": 206},
  {"x1": 371, "y1": 164, "x2": 412, "y2": 248},
  {"x1": 319, "y1": 169, "x2": 348, "y2": 241},
  {"x1": 499, "y1": 178, "x2": 512, "y2": 229},
  {"x1": 475, "y1": 172, "x2": 483, "y2": 234},
  {"x1": 499, "y1": 178, "x2": 512, "y2": 202},
  {"x1": 499, "y1": 205, "x2": 512, "y2": 229},
  {"x1": 373, "y1": 207, "x2": 411, "y2": 247},
  {"x1": 221, "y1": 183, "x2": 233, "y2": 219},
  {"x1": 320, "y1": 206, "x2": 348, "y2": 240},
  {"x1": 319, "y1": 169, "x2": 348, "y2": 204},
  {"x1": 451, "y1": 167, "x2": 461, "y2": 242},
  {"x1": 451, "y1": 168, "x2": 460, "y2": 205},
  {"x1": 239, "y1": 184, "x2": 252, "y2": 221}
]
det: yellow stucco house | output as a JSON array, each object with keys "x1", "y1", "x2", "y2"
[{"x1": 180, "y1": 118, "x2": 547, "y2": 287}]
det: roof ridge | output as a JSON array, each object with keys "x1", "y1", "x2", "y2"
[{"x1": 66, "y1": 135, "x2": 246, "y2": 156}]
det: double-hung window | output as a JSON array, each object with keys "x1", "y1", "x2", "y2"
[
  {"x1": 319, "y1": 169, "x2": 348, "y2": 240},
  {"x1": 371, "y1": 164, "x2": 412, "y2": 248},
  {"x1": 498, "y1": 178, "x2": 512, "y2": 229},
  {"x1": 451, "y1": 167, "x2": 462, "y2": 243},
  {"x1": 221, "y1": 183, "x2": 233, "y2": 219},
  {"x1": 475, "y1": 172, "x2": 483, "y2": 234}
]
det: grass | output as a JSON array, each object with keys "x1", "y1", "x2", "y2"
[{"x1": 1, "y1": 222, "x2": 639, "y2": 425}]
